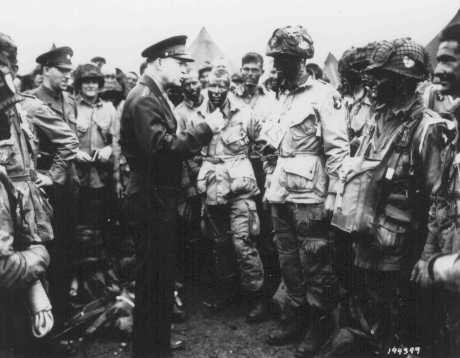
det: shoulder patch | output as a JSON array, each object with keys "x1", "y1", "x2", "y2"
[{"x1": 333, "y1": 94, "x2": 342, "y2": 110}]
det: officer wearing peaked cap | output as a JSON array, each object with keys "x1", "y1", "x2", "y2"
[
  {"x1": 120, "y1": 35, "x2": 212, "y2": 357},
  {"x1": 29, "y1": 44, "x2": 80, "y2": 322}
]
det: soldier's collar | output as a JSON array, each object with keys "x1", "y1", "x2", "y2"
[
  {"x1": 77, "y1": 95, "x2": 102, "y2": 107},
  {"x1": 281, "y1": 74, "x2": 314, "y2": 95},
  {"x1": 390, "y1": 95, "x2": 419, "y2": 116}
]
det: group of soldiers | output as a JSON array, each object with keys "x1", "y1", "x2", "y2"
[{"x1": 1, "y1": 20, "x2": 460, "y2": 358}]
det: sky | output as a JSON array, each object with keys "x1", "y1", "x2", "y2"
[{"x1": 1, "y1": 0, "x2": 459, "y2": 75}]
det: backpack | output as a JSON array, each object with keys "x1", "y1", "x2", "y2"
[{"x1": 331, "y1": 111, "x2": 422, "y2": 234}]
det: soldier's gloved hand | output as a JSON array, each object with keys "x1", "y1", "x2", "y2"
[
  {"x1": 95, "y1": 146, "x2": 113, "y2": 163},
  {"x1": 35, "y1": 172, "x2": 53, "y2": 188},
  {"x1": 410, "y1": 259, "x2": 431, "y2": 287},
  {"x1": 76, "y1": 150, "x2": 93, "y2": 163}
]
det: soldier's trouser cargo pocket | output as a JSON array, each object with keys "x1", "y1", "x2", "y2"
[
  {"x1": 272, "y1": 202, "x2": 339, "y2": 310},
  {"x1": 205, "y1": 199, "x2": 264, "y2": 293}
]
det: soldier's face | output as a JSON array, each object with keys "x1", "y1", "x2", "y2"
[
  {"x1": 199, "y1": 69, "x2": 211, "y2": 88},
  {"x1": 208, "y1": 76, "x2": 229, "y2": 107},
  {"x1": 125, "y1": 72, "x2": 138, "y2": 92},
  {"x1": 435, "y1": 40, "x2": 460, "y2": 96},
  {"x1": 365, "y1": 70, "x2": 398, "y2": 105},
  {"x1": 273, "y1": 55, "x2": 302, "y2": 82},
  {"x1": 161, "y1": 57, "x2": 188, "y2": 87},
  {"x1": 81, "y1": 79, "x2": 100, "y2": 100},
  {"x1": 241, "y1": 61, "x2": 263, "y2": 87},
  {"x1": 45, "y1": 66, "x2": 71, "y2": 92},
  {"x1": 182, "y1": 76, "x2": 201, "y2": 102}
]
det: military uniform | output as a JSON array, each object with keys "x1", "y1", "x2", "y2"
[
  {"x1": 0, "y1": 32, "x2": 55, "y2": 357},
  {"x1": 74, "y1": 93, "x2": 117, "y2": 287},
  {"x1": 262, "y1": 27, "x2": 349, "y2": 357},
  {"x1": 175, "y1": 95, "x2": 205, "y2": 285},
  {"x1": 194, "y1": 95, "x2": 265, "y2": 294},
  {"x1": 0, "y1": 169, "x2": 51, "y2": 356},
  {"x1": 233, "y1": 84, "x2": 282, "y2": 304},
  {"x1": 120, "y1": 36, "x2": 212, "y2": 357},
  {"x1": 332, "y1": 39, "x2": 450, "y2": 354},
  {"x1": 421, "y1": 82, "x2": 460, "y2": 118},
  {"x1": 30, "y1": 46, "x2": 80, "y2": 319},
  {"x1": 264, "y1": 74, "x2": 349, "y2": 307}
]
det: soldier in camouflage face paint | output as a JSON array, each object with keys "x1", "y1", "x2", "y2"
[{"x1": 263, "y1": 25, "x2": 350, "y2": 358}]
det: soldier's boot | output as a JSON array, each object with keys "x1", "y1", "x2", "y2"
[
  {"x1": 295, "y1": 309, "x2": 335, "y2": 358},
  {"x1": 203, "y1": 278, "x2": 238, "y2": 311},
  {"x1": 266, "y1": 305, "x2": 305, "y2": 345},
  {"x1": 313, "y1": 328, "x2": 356, "y2": 358},
  {"x1": 246, "y1": 294, "x2": 269, "y2": 323}
]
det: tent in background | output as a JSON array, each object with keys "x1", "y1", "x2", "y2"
[
  {"x1": 425, "y1": 8, "x2": 460, "y2": 68},
  {"x1": 189, "y1": 27, "x2": 237, "y2": 73},
  {"x1": 323, "y1": 52, "x2": 340, "y2": 88}
]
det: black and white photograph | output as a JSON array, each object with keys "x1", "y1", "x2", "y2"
[{"x1": 0, "y1": 0, "x2": 460, "y2": 357}]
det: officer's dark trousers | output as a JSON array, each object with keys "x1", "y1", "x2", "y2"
[
  {"x1": 47, "y1": 177, "x2": 78, "y2": 322},
  {"x1": 125, "y1": 188, "x2": 177, "y2": 358}
]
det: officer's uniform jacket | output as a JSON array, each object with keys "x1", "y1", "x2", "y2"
[
  {"x1": 29, "y1": 85, "x2": 78, "y2": 180},
  {"x1": 120, "y1": 73, "x2": 212, "y2": 200},
  {"x1": 354, "y1": 96, "x2": 451, "y2": 271},
  {"x1": 0, "y1": 95, "x2": 78, "y2": 244},
  {"x1": 75, "y1": 96, "x2": 117, "y2": 188},
  {"x1": 194, "y1": 96, "x2": 261, "y2": 206},
  {"x1": 263, "y1": 76, "x2": 349, "y2": 204}
]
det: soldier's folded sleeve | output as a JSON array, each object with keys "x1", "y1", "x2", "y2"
[
  {"x1": 0, "y1": 245, "x2": 49, "y2": 289},
  {"x1": 319, "y1": 93, "x2": 350, "y2": 194},
  {"x1": 23, "y1": 98, "x2": 79, "y2": 184},
  {"x1": 133, "y1": 96, "x2": 212, "y2": 159}
]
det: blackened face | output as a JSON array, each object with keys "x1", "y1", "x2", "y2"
[
  {"x1": 182, "y1": 77, "x2": 201, "y2": 103},
  {"x1": 207, "y1": 76, "x2": 229, "y2": 107},
  {"x1": 365, "y1": 70, "x2": 398, "y2": 105},
  {"x1": 434, "y1": 40, "x2": 460, "y2": 96},
  {"x1": 273, "y1": 55, "x2": 302, "y2": 82},
  {"x1": 241, "y1": 61, "x2": 263, "y2": 87}
]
